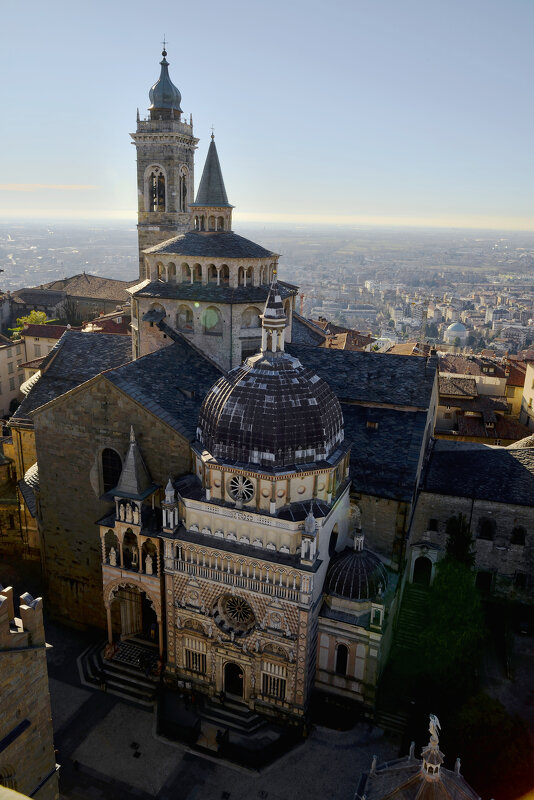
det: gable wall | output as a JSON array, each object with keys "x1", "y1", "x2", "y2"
[{"x1": 33, "y1": 376, "x2": 192, "y2": 629}]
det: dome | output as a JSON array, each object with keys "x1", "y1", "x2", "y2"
[
  {"x1": 325, "y1": 545, "x2": 388, "y2": 601},
  {"x1": 196, "y1": 351, "x2": 344, "y2": 470},
  {"x1": 446, "y1": 322, "x2": 466, "y2": 332},
  {"x1": 149, "y1": 50, "x2": 182, "y2": 112}
]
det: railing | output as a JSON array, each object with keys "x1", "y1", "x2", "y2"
[{"x1": 169, "y1": 559, "x2": 304, "y2": 603}]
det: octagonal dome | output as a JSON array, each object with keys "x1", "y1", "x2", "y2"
[
  {"x1": 196, "y1": 351, "x2": 344, "y2": 470},
  {"x1": 325, "y1": 545, "x2": 388, "y2": 601}
]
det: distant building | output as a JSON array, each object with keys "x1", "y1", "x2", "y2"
[{"x1": 443, "y1": 321, "x2": 467, "y2": 345}]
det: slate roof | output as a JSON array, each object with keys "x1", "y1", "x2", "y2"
[
  {"x1": 114, "y1": 428, "x2": 156, "y2": 500},
  {"x1": 422, "y1": 440, "x2": 534, "y2": 505},
  {"x1": 439, "y1": 354, "x2": 506, "y2": 378},
  {"x1": 12, "y1": 289, "x2": 66, "y2": 306},
  {"x1": 343, "y1": 404, "x2": 428, "y2": 501},
  {"x1": 143, "y1": 231, "x2": 277, "y2": 259},
  {"x1": 291, "y1": 314, "x2": 328, "y2": 346},
  {"x1": 325, "y1": 546, "x2": 389, "y2": 601},
  {"x1": 288, "y1": 345, "x2": 438, "y2": 409},
  {"x1": 130, "y1": 278, "x2": 297, "y2": 304},
  {"x1": 191, "y1": 138, "x2": 232, "y2": 207},
  {"x1": 11, "y1": 331, "x2": 132, "y2": 424},
  {"x1": 105, "y1": 339, "x2": 223, "y2": 440},
  {"x1": 21, "y1": 324, "x2": 78, "y2": 340}
]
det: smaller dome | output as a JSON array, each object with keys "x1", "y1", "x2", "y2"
[
  {"x1": 149, "y1": 50, "x2": 182, "y2": 112},
  {"x1": 325, "y1": 545, "x2": 388, "y2": 601},
  {"x1": 446, "y1": 322, "x2": 466, "y2": 332}
]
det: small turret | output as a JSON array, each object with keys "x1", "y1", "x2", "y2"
[
  {"x1": 261, "y1": 280, "x2": 287, "y2": 355},
  {"x1": 190, "y1": 134, "x2": 234, "y2": 232}
]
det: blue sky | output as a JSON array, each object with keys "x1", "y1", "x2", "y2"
[{"x1": 1, "y1": 0, "x2": 533, "y2": 228}]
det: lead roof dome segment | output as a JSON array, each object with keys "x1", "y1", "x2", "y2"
[
  {"x1": 196, "y1": 286, "x2": 344, "y2": 470},
  {"x1": 191, "y1": 136, "x2": 233, "y2": 208},
  {"x1": 325, "y1": 545, "x2": 388, "y2": 601},
  {"x1": 148, "y1": 48, "x2": 183, "y2": 113}
]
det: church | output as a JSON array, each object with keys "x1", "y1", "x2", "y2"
[{"x1": 11, "y1": 48, "x2": 440, "y2": 724}]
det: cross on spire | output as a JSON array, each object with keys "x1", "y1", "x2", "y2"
[
  {"x1": 161, "y1": 35, "x2": 167, "y2": 55},
  {"x1": 211, "y1": 124, "x2": 215, "y2": 141}
]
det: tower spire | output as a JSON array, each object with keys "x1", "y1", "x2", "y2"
[{"x1": 260, "y1": 278, "x2": 287, "y2": 355}]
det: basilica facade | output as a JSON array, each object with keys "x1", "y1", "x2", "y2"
[{"x1": 11, "y1": 49, "x2": 439, "y2": 724}]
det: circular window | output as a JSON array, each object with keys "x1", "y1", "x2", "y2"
[
  {"x1": 213, "y1": 594, "x2": 256, "y2": 637},
  {"x1": 229, "y1": 475, "x2": 254, "y2": 503}
]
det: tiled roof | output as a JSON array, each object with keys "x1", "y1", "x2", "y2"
[
  {"x1": 143, "y1": 231, "x2": 276, "y2": 259},
  {"x1": 439, "y1": 354, "x2": 506, "y2": 378},
  {"x1": 288, "y1": 345, "x2": 438, "y2": 409},
  {"x1": 439, "y1": 376, "x2": 477, "y2": 397},
  {"x1": 20, "y1": 324, "x2": 78, "y2": 339},
  {"x1": 423, "y1": 440, "x2": 534, "y2": 505},
  {"x1": 11, "y1": 331, "x2": 132, "y2": 423},
  {"x1": 12, "y1": 289, "x2": 66, "y2": 306},
  {"x1": 42, "y1": 273, "x2": 137, "y2": 301},
  {"x1": 506, "y1": 360, "x2": 526, "y2": 387},
  {"x1": 130, "y1": 279, "x2": 297, "y2": 303}
]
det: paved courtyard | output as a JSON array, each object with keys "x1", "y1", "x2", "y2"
[{"x1": 42, "y1": 618, "x2": 400, "y2": 800}]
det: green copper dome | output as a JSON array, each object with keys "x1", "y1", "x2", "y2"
[{"x1": 149, "y1": 49, "x2": 182, "y2": 113}]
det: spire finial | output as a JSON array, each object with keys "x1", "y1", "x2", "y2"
[
  {"x1": 130, "y1": 425, "x2": 136, "y2": 444},
  {"x1": 161, "y1": 35, "x2": 167, "y2": 57},
  {"x1": 211, "y1": 124, "x2": 215, "y2": 141}
]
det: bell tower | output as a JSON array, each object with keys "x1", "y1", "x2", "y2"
[{"x1": 131, "y1": 47, "x2": 199, "y2": 279}]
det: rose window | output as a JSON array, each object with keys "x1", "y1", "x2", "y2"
[
  {"x1": 213, "y1": 594, "x2": 256, "y2": 637},
  {"x1": 229, "y1": 475, "x2": 254, "y2": 503}
]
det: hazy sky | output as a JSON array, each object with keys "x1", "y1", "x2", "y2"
[{"x1": 1, "y1": 0, "x2": 533, "y2": 229}]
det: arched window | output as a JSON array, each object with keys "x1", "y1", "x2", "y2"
[
  {"x1": 167, "y1": 262, "x2": 176, "y2": 283},
  {"x1": 478, "y1": 518, "x2": 496, "y2": 541},
  {"x1": 208, "y1": 215, "x2": 215, "y2": 231},
  {"x1": 147, "y1": 167, "x2": 165, "y2": 212},
  {"x1": 102, "y1": 448, "x2": 122, "y2": 494},
  {"x1": 179, "y1": 166, "x2": 188, "y2": 212},
  {"x1": 241, "y1": 306, "x2": 262, "y2": 329},
  {"x1": 511, "y1": 526, "x2": 526, "y2": 545},
  {"x1": 176, "y1": 304, "x2": 193, "y2": 332},
  {"x1": 220, "y1": 265, "x2": 229, "y2": 285},
  {"x1": 217, "y1": 216, "x2": 224, "y2": 231},
  {"x1": 156, "y1": 262, "x2": 164, "y2": 280},
  {"x1": 203, "y1": 306, "x2": 223, "y2": 336},
  {"x1": 335, "y1": 643, "x2": 348, "y2": 676},
  {"x1": 207, "y1": 264, "x2": 218, "y2": 284},
  {"x1": 192, "y1": 263, "x2": 202, "y2": 283},
  {"x1": 194, "y1": 216, "x2": 200, "y2": 231},
  {"x1": 181, "y1": 262, "x2": 190, "y2": 282}
]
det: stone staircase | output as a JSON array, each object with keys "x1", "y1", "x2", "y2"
[
  {"x1": 77, "y1": 640, "x2": 159, "y2": 707},
  {"x1": 393, "y1": 584, "x2": 429, "y2": 651},
  {"x1": 201, "y1": 696, "x2": 267, "y2": 735}
]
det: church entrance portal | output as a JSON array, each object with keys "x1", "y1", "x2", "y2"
[
  {"x1": 413, "y1": 556, "x2": 432, "y2": 587},
  {"x1": 224, "y1": 662, "x2": 244, "y2": 698},
  {"x1": 113, "y1": 587, "x2": 157, "y2": 642}
]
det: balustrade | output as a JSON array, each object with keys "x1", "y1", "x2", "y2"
[{"x1": 168, "y1": 554, "x2": 309, "y2": 603}]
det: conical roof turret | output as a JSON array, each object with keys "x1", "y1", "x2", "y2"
[
  {"x1": 192, "y1": 136, "x2": 232, "y2": 208},
  {"x1": 149, "y1": 48, "x2": 183, "y2": 114},
  {"x1": 115, "y1": 427, "x2": 155, "y2": 499}
]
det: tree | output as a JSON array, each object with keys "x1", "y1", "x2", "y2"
[
  {"x1": 419, "y1": 559, "x2": 485, "y2": 693},
  {"x1": 16, "y1": 310, "x2": 48, "y2": 327},
  {"x1": 446, "y1": 693, "x2": 534, "y2": 800},
  {"x1": 445, "y1": 513, "x2": 475, "y2": 566}
]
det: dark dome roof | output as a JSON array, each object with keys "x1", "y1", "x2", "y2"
[
  {"x1": 197, "y1": 352, "x2": 344, "y2": 469},
  {"x1": 149, "y1": 51, "x2": 182, "y2": 112},
  {"x1": 144, "y1": 231, "x2": 275, "y2": 259},
  {"x1": 325, "y1": 546, "x2": 388, "y2": 601}
]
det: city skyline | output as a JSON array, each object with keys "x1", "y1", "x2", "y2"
[{"x1": 1, "y1": 0, "x2": 533, "y2": 230}]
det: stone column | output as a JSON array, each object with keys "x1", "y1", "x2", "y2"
[
  {"x1": 106, "y1": 604, "x2": 113, "y2": 645},
  {"x1": 158, "y1": 619, "x2": 164, "y2": 659}
]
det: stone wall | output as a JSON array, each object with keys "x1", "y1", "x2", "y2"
[
  {"x1": 33, "y1": 375, "x2": 192, "y2": 628},
  {"x1": 0, "y1": 588, "x2": 58, "y2": 800},
  {"x1": 409, "y1": 490, "x2": 534, "y2": 599}
]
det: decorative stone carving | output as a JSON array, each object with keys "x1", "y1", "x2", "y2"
[
  {"x1": 266, "y1": 542, "x2": 276, "y2": 550},
  {"x1": 252, "y1": 538, "x2": 262, "y2": 548},
  {"x1": 133, "y1": 506, "x2": 140, "y2": 525},
  {"x1": 119, "y1": 504, "x2": 125, "y2": 521},
  {"x1": 214, "y1": 529, "x2": 224, "y2": 538},
  {"x1": 109, "y1": 546, "x2": 117, "y2": 566},
  {"x1": 125, "y1": 504, "x2": 133, "y2": 523},
  {"x1": 280, "y1": 545, "x2": 290, "y2": 553},
  {"x1": 239, "y1": 536, "x2": 250, "y2": 544},
  {"x1": 145, "y1": 554, "x2": 153, "y2": 575}
]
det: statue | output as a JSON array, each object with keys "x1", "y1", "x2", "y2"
[
  {"x1": 125, "y1": 504, "x2": 133, "y2": 523},
  {"x1": 109, "y1": 546, "x2": 117, "y2": 566},
  {"x1": 208, "y1": 625, "x2": 213, "y2": 638},
  {"x1": 145, "y1": 554, "x2": 153, "y2": 575},
  {"x1": 132, "y1": 547, "x2": 138, "y2": 567},
  {"x1": 119, "y1": 504, "x2": 125, "y2": 521},
  {"x1": 175, "y1": 616, "x2": 182, "y2": 628},
  {"x1": 133, "y1": 506, "x2": 139, "y2": 525},
  {"x1": 429, "y1": 714, "x2": 441, "y2": 745}
]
